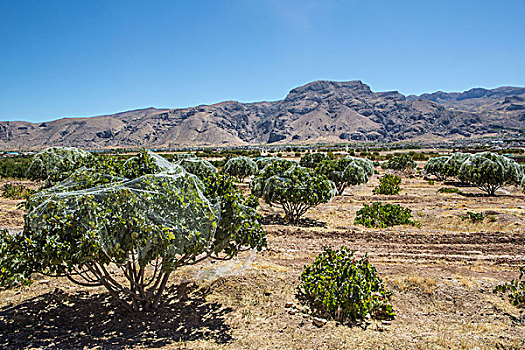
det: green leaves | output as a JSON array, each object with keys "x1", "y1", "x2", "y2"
[
  {"x1": 251, "y1": 162, "x2": 335, "y2": 223},
  {"x1": 458, "y1": 152, "x2": 522, "y2": 196},
  {"x1": 299, "y1": 153, "x2": 330, "y2": 169},
  {"x1": 373, "y1": 174, "x2": 401, "y2": 195},
  {"x1": 2, "y1": 151, "x2": 267, "y2": 311},
  {"x1": 27, "y1": 146, "x2": 94, "y2": 187},
  {"x1": 354, "y1": 202, "x2": 416, "y2": 228},
  {"x1": 299, "y1": 246, "x2": 395, "y2": 322},
  {"x1": 381, "y1": 154, "x2": 416, "y2": 172},
  {"x1": 494, "y1": 266, "x2": 525, "y2": 308},
  {"x1": 424, "y1": 156, "x2": 449, "y2": 181},
  {"x1": 1, "y1": 183, "x2": 35, "y2": 199},
  {"x1": 315, "y1": 157, "x2": 371, "y2": 195},
  {"x1": 223, "y1": 156, "x2": 258, "y2": 181}
]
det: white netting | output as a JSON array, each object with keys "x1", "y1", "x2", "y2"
[{"x1": 26, "y1": 164, "x2": 220, "y2": 267}]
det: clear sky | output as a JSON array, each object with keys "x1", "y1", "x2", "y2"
[{"x1": 1, "y1": 0, "x2": 524, "y2": 122}]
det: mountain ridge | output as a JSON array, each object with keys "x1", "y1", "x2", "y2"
[{"x1": 1, "y1": 81, "x2": 524, "y2": 150}]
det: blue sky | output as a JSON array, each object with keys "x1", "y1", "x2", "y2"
[{"x1": 1, "y1": 0, "x2": 524, "y2": 122}]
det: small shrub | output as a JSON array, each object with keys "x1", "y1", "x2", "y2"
[
  {"x1": 427, "y1": 180, "x2": 435, "y2": 185},
  {"x1": 494, "y1": 266, "x2": 525, "y2": 308},
  {"x1": 461, "y1": 211, "x2": 484, "y2": 222},
  {"x1": 438, "y1": 187, "x2": 463, "y2": 194},
  {"x1": 354, "y1": 202, "x2": 416, "y2": 228},
  {"x1": 299, "y1": 246, "x2": 395, "y2": 322},
  {"x1": 373, "y1": 174, "x2": 401, "y2": 195},
  {"x1": 1, "y1": 184, "x2": 35, "y2": 199}
]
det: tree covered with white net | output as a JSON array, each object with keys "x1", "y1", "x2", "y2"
[
  {"x1": 458, "y1": 152, "x2": 522, "y2": 196},
  {"x1": 315, "y1": 157, "x2": 372, "y2": 195},
  {"x1": 424, "y1": 156, "x2": 450, "y2": 181},
  {"x1": 175, "y1": 157, "x2": 218, "y2": 181},
  {"x1": 255, "y1": 157, "x2": 282, "y2": 171},
  {"x1": 251, "y1": 159, "x2": 335, "y2": 223},
  {"x1": 27, "y1": 146, "x2": 94, "y2": 186},
  {"x1": 0, "y1": 150, "x2": 266, "y2": 312},
  {"x1": 223, "y1": 156, "x2": 258, "y2": 181}
]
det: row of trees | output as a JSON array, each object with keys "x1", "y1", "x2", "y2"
[{"x1": 424, "y1": 152, "x2": 524, "y2": 195}]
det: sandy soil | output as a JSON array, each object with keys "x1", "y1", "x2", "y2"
[{"x1": 0, "y1": 172, "x2": 524, "y2": 350}]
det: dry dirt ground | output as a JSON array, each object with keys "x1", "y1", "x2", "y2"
[{"x1": 0, "y1": 171, "x2": 524, "y2": 350}]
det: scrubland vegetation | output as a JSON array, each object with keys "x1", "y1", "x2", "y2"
[{"x1": 0, "y1": 146, "x2": 524, "y2": 349}]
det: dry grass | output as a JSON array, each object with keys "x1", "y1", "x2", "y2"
[{"x1": 1, "y1": 170, "x2": 525, "y2": 349}]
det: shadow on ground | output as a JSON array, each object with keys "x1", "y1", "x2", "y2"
[
  {"x1": 261, "y1": 214, "x2": 327, "y2": 228},
  {"x1": 0, "y1": 282, "x2": 232, "y2": 349}
]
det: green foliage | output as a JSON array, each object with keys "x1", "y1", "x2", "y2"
[
  {"x1": 201, "y1": 173, "x2": 266, "y2": 257},
  {"x1": 255, "y1": 157, "x2": 281, "y2": 170},
  {"x1": 458, "y1": 152, "x2": 522, "y2": 196},
  {"x1": 315, "y1": 158, "x2": 370, "y2": 195},
  {"x1": 0, "y1": 155, "x2": 32, "y2": 179},
  {"x1": 438, "y1": 187, "x2": 463, "y2": 194},
  {"x1": 424, "y1": 156, "x2": 450, "y2": 181},
  {"x1": 345, "y1": 156, "x2": 375, "y2": 178},
  {"x1": 176, "y1": 157, "x2": 218, "y2": 181},
  {"x1": 354, "y1": 202, "x2": 416, "y2": 228},
  {"x1": 223, "y1": 156, "x2": 258, "y2": 181},
  {"x1": 381, "y1": 154, "x2": 416, "y2": 172},
  {"x1": 299, "y1": 246, "x2": 395, "y2": 322},
  {"x1": 26, "y1": 147, "x2": 94, "y2": 187},
  {"x1": 0, "y1": 154, "x2": 266, "y2": 312},
  {"x1": 121, "y1": 150, "x2": 162, "y2": 179},
  {"x1": 373, "y1": 174, "x2": 401, "y2": 195},
  {"x1": 299, "y1": 153, "x2": 329, "y2": 169},
  {"x1": 1, "y1": 183, "x2": 35, "y2": 199},
  {"x1": 461, "y1": 211, "x2": 484, "y2": 222},
  {"x1": 443, "y1": 152, "x2": 472, "y2": 178},
  {"x1": 494, "y1": 266, "x2": 525, "y2": 308},
  {"x1": 251, "y1": 162, "x2": 335, "y2": 223},
  {"x1": 250, "y1": 159, "x2": 297, "y2": 197}
]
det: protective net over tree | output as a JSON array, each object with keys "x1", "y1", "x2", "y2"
[
  {"x1": 27, "y1": 146, "x2": 94, "y2": 186},
  {"x1": 2, "y1": 151, "x2": 266, "y2": 311}
]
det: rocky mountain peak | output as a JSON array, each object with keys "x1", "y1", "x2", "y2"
[{"x1": 284, "y1": 80, "x2": 372, "y2": 102}]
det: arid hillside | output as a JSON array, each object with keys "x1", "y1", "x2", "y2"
[{"x1": 1, "y1": 81, "x2": 524, "y2": 149}]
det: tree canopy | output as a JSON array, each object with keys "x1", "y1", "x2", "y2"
[{"x1": 1, "y1": 151, "x2": 266, "y2": 312}]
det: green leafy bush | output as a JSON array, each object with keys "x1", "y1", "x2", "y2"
[
  {"x1": 223, "y1": 156, "x2": 258, "y2": 181},
  {"x1": 381, "y1": 154, "x2": 416, "y2": 172},
  {"x1": 443, "y1": 152, "x2": 472, "y2": 178},
  {"x1": 373, "y1": 174, "x2": 401, "y2": 195},
  {"x1": 0, "y1": 156, "x2": 32, "y2": 179},
  {"x1": 0, "y1": 153, "x2": 266, "y2": 312},
  {"x1": 176, "y1": 157, "x2": 218, "y2": 181},
  {"x1": 438, "y1": 187, "x2": 463, "y2": 195},
  {"x1": 461, "y1": 211, "x2": 484, "y2": 222},
  {"x1": 1, "y1": 183, "x2": 35, "y2": 199},
  {"x1": 345, "y1": 156, "x2": 375, "y2": 178},
  {"x1": 354, "y1": 202, "x2": 416, "y2": 228},
  {"x1": 299, "y1": 246, "x2": 395, "y2": 322},
  {"x1": 494, "y1": 266, "x2": 525, "y2": 308}
]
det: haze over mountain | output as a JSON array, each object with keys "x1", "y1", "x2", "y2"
[{"x1": 1, "y1": 81, "x2": 524, "y2": 150}]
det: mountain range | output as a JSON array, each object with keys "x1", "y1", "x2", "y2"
[{"x1": 1, "y1": 80, "x2": 524, "y2": 150}]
